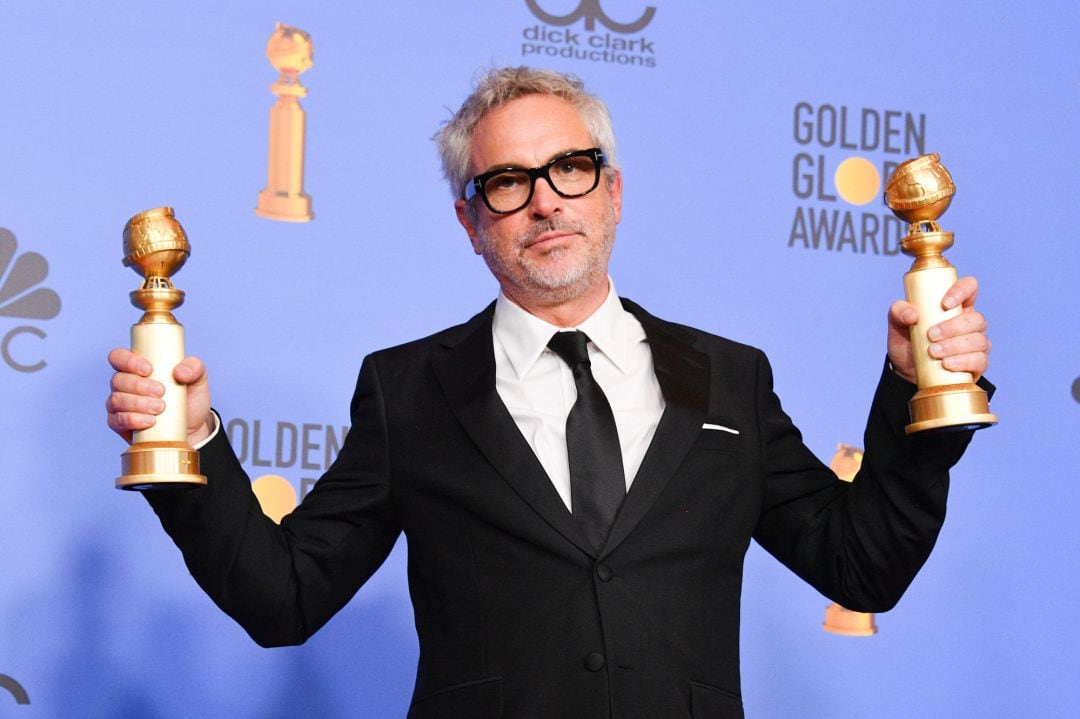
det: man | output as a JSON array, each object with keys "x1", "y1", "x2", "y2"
[{"x1": 107, "y1": 67, "x2": 992, "y2": 718}]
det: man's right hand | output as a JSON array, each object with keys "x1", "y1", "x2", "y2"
[{"x1": 106, "y1": 349, "x2": 214, "y2": 446}]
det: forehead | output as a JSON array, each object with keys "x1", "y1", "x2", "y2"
[{"x1": 469, "y1": 94, "x2": 594, "y2": 173}]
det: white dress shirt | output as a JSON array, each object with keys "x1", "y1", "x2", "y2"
[{"x1": 493, "y1": 281, "x2": 666, "y2": 512}]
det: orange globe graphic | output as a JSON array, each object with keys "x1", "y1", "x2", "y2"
[
  {"x1": 834, "y1": 157, "x2": 880, "y2": 206},
  {"x1": 251, "y1": 474, "x2": 298, "y2": 523}
]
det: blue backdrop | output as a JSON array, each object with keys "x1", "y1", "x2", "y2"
[{"x1": 2, "y1": 1, "x2": 1078, "y2": 716}]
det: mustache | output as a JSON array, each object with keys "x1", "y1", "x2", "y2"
[{"x1": 520, "y1": 218, "x2": 586, "y2": 246}]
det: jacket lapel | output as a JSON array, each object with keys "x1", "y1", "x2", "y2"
[
  {"x1": 600, "y1": 299, "x2": 711, "y2": 558},
  {"x1": 431, "y1": 304, "x2": 595, "y2": 558}
]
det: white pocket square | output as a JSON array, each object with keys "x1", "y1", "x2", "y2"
[{"x1": 702, "y1": 423, "x2": 740, "y2": 435}]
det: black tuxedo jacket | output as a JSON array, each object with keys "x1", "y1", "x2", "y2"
[{"x1": 147, "y1": 299, "x2": 980, "y2": 719}]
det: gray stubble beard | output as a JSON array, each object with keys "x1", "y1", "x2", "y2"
[{"x1": 476, "y1": 202, "x2": 617, "y2": 306}]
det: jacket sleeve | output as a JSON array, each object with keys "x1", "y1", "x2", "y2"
[
  {"x1": 143, "y1": 355, "x2": 402, "y2": 646},
  {"x1": 751, "y1": 353, "x2": 992, "y2": 612}
]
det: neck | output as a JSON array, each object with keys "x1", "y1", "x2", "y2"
[{"x1": 502, "y1": 278, "x2": 610, "y2": 328}]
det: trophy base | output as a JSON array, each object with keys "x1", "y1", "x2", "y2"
[
  {"x1": 906, "y1": 382, "x2": 998, "y2": 434},
  {"x1": 822, "y1": 602, "x2": 877, "y2": 637},
  {"x1": 256, "y1": 190, "x2": 313, "y2": 222},
  {"x1": 117, "y1": 441, "x2": 207, "y2": 491}
]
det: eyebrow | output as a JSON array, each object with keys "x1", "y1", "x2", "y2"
[{"x1": 478, "y1": 148, "x2": 585, "y2": 176}]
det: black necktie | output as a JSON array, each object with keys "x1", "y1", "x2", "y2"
[{"x1": 547, "y1": 330, "x2": 626, "y2": 550}]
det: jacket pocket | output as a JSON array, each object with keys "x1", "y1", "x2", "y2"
[
  {"x1": 690, "y1": 680, "x2": 744, "y2": 719},
  {"x1": 408, "y1": 676, "x2": 503, "y2": 719},
  {"x1": 691, "y1": 429, "x2": 744, "y2": 452}
]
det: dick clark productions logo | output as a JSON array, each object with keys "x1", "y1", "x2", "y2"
[
  {"x1": 0, "y1": 228, "x2": 61, "y2": 373},
  {"x1": 522, "y1": 0, "x2": 658, "y2": 67}
]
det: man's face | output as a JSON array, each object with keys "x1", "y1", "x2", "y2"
[{"x1": 455, "y1": 94, "x2": 622, "y2": 308}]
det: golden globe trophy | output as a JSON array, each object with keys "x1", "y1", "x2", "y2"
[
  {"x1": 116, "y1": 207, "x2": 206, "y2": 490},
  {"x1": 885, "y1": 154, "x2": 998, "y2": 434},
  {"x1": 255, "y1": 23, "x2": 314, "y2": 222}
]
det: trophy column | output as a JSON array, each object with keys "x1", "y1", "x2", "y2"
[
  {"x1": 885, "y1": 154, "x2": 997, "y2": 434},
  {"x1": 117, "y1": 207, "x2": 206, "y2": 490}
]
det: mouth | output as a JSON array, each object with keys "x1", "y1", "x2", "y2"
[{"x1": 524, "y1": 230, "x2": 576, "y2": 250}]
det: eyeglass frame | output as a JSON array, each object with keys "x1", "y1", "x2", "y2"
[{"x1": 463, "y1": 147, "x2": 608, "y2": 214}]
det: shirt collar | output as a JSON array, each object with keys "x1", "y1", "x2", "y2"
[{"x1": 493, "y1": 279, "x2": 639, "y2": 380}]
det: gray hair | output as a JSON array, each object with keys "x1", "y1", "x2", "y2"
[{"x1": 435, "y1": 67, "x2": 620, "y2": 200}]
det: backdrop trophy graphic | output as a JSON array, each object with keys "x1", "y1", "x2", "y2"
[
  {"x1": 822, "y1": 444, "x2": 877, "y2": 637},
  {"x1": 116, "y1": 207, "x2": 206, "y2": 490},
  {"x1": 885, "y1": 153, "x2": 997, "y2": 434},
  {"x1": 255, "y1": 23, "x2": 314, "y2": 222}
]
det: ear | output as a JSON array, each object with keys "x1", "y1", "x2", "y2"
[
  {"x1": 455, "y1": 198, "x2": 483, "y2": 255},
  {"x1": 606, "y1": 170, "x2": 623, "y2": 224},
  {"x1": 453, "y1": 198, "x2": 483, "y2": 254}
]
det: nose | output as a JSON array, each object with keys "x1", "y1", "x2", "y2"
[{"x1": 528, "y1": 175, "x2": 563, "y2": 219}]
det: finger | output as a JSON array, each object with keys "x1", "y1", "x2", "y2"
[
  {"x1": 106, "y1": 413, "x2": 133, "y2": 444},
  {"x1": 929, "y1": 332, "x2": 991, "y2": 361},
  {"x1": 110, "y1": 371, "x2": 165, "y2": 398},
  {"x1": 928, "y1": 310, "x2": 987, "y2": 343},
  {"x1": 939, "y1": 350, "x2": 989, "y2": 379},
  {"x1": 174, "y1": 356, "x2": 206, "y2": 386},
  {"x1": 886, "y1": 301, "x2": 919, "y2": 384},
  {"x1": 942, "y1": 276, "x2": 979, "y2": 310},
  {"x1": 106, "y1": 390, "x2": 166, "y2": 416},
  {"x1": 108, "y1": 348, "x2": 152, "y2": 376},
  {"x1": 888, "y1": 300, "x2": 919, "y2": 328},
  {"x1": 106, "y1": 409, "x2": 156, "y2": 439}
]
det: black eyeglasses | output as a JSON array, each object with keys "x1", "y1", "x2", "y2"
[{"x1": 464, "y1": 148, "x2": 607, "y2": 214}]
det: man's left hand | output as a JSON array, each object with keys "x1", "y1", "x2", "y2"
[{"x1": 887, "y1": 276, "x2": 990, "y2": 385}]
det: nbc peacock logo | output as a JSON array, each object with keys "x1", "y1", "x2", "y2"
[{"x1": 1, "y1": 228, "x2": 61, "y2": 373}]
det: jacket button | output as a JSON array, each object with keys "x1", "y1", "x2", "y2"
[
  {"x1": 595, "y1": 564, "x2": 613, "y2": 581},
  {"x1": 584, "y1": 652, "x2": 605, "y2": 672}
]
